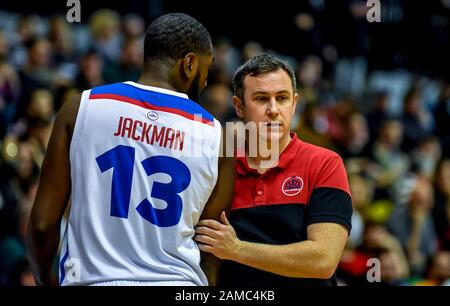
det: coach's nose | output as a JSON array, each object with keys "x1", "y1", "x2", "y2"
[{"x1": 266, "y1": 97, "x2": 279, "y2": 118}]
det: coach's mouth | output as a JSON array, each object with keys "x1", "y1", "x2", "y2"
[{"x1": 263, "y1": 121, "x2": 283, "y2": 127}]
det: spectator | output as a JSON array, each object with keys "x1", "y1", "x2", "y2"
[
  {"x1": 366, "y1": 91, "x2": 390, "y2": 142},
  {"x1": 75, "y1": 50, "x2": 104, "y2": 91},
  {"x1": 103, "y1": 38, "x2": 142, "y2": 84},
  {"x1": 411, "y1": 137, "x2": 441, "y2": 180},
  {"x1": 387, "y1": 176, "x2": 439, "y2": 275},
  {"x1": 347, "y1": 174, "x2": 374, "y2": 248},
  {"x1": 122, "y1": 14, "x2": 145, "y2": 40},
  {"x1": 89, "y1": 9, "x2": 122, "y2": 64},
  {"x1": 432, "y1": 158, "x2": 450, "y2": 250},
  {"x1": 0, "y1": 200, "x2": 33, "y2": 285},
  {"x1": 296, "y1": 102, "x2": 335, "y2": 150},
  {"x1": 400, "y1": 87, "x2": 432, "y2": 152},
  {"x1": 335, "y1": 110, "x2": 370, "y2": 159},
  {"x1": 199, "y1": 83, "x2": 235, "y2": 124},
  {"x1": 47, "y1": 15, "x2": 75, "y2": 65},
  {"x1": 7, "y1": 259, "x2": 36, "y2": 286},
  {"x1": 371, "y1": 118, "x2": 410, "y2": 188},
  {"x1": 426, "y1": 251, "x2": 450, "y2": 285},
  {"x1": 9, "y1": 15, "x2": 39, "y2": 68},
  {"x1": 433, "y1": 83, "x2": 450, "y2": 157}
]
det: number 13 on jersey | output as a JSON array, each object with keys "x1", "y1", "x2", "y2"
[{"x1": 96, "y1": 145, "x2": 191, "y2": 227}]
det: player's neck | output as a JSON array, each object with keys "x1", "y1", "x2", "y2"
[
  {"x1": 138, "y1": 63, "x2": 182, "y2": 94},
  {"x1": 137, "y1": 75, "x2": 178, "y2": 93}
]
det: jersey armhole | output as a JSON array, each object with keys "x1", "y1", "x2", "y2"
[
  {"x1": 210, "y1": 119, "x2": 222, "y2": 188},
  {"x1": 69, "y1": 89, "x2": 91, "y2": 163}
]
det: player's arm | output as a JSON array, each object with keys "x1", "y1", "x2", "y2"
[
  {"x1": 27, "y1": 94, "x2": 81, "y2": 286},
  {"x1": 199, "y1": 127, "x2": 235, "y2": 285},
  {"x1": 200, "y1": 127, "x2": 235, "y2": 220}
]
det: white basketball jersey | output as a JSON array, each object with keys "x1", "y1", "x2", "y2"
[{"x1": 59, "y1": 81, "x2": 221, "y2": 286}]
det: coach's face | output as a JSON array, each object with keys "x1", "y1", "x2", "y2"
[{"x1": 233, "y1": 68, "x2": 298, "y2": 151}]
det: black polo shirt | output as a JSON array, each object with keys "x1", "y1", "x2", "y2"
[{"x1": 219, "y1": 133, "x2": 352, "y2": 286}]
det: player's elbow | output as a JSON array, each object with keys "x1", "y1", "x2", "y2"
[{"x1": 29, "y1": 213, "x2": 58, "y2": 237}]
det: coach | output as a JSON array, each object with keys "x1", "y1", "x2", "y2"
[{"x1": 195, "y1": 54, "x2": 352, "y2": 286}]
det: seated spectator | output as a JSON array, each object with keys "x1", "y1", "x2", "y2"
[
  {"x1": 339, "y1": 221, "x2": 409, "y2": 286},
  {"x1": 411, "y1": 136, "x2": 441, "y2": 180},
  {"x1": 103, "y1": 38, "x2": 142, "y2": 84},
  {"x1": 296, "y1": 102, "x2": 336, "y2": 150},
  {"x1": 347, "y1": 174, "x2": 374, "y2": 248},
  {"x1": 432, "y1": 158, "x2": 450, "y2": 250},
  {"x1": 75, "y1": 50, "x2": 104, "y2": 91},
  {"x1": 199, "y1": 83, "x2": 235, "y2": 124},
  {"x1": 6, "y1": 259, "x2": 36, "y2": 286},
  {"x1": 9, "y1": 15, "x2": 39, "y2": 69},
  {"x1": 433, "y1": 83, "x2": 450, "y2": 157},
  {"x1": 122, "y1": 14, "x2": 145, "y2": 40},
  {"x1": 0, "y1": 200, "x2": 33, "y2": 285},
  {"x1": 400, "y1": 87, "x2": 432, "y2": 152},
  {"x1": 366, "y1": 91, "x2": 390, "y2": 142},
  {"x1": 47, "y1": 15, "x2": 75, "y2": 64},
  {"x1": 378, "y1": 247, "x2": 409, "y2": 286},
  {"x1": 387, "y1": 175, "x2": 439, "y2": 275},
  {"x1": 371, "y1": 118, "x2": 410, "y2": 188},
  {"x1": 89, "y1": 9, "x2": 122, "y2": 64},
  {"x1": 426, "y1": 251, "x2": 450, "y2": 285},
  {"x1": 335, "y1": 110, "x2": 370, "y2": 159}
]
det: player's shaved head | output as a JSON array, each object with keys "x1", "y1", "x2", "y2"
[{"x1": 143, "y1": 13, "x2": 212, "y2": 65}]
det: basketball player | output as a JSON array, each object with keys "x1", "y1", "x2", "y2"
[{"x1": 27, "y1": 13, "x2": 234, "y2": 286}]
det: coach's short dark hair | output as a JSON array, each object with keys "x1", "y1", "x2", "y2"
[
  {"x1": 144, "y1": 13, "x2": 212, "y2": 64},
  {"x1": 232, "y1": 54, "x2": 297, "y2": 100}
]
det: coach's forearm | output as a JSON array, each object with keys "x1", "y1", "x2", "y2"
[
  {"x1": 229, "y1": 240, "x2": 337, "y2": 279},
  {"x1": 27, "y1": 221, "x2": 60, "y2": 286}
]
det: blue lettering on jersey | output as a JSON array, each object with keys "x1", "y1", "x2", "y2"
[{"x1": 96, "y1": 145, "x2": 190, "y2": 227}]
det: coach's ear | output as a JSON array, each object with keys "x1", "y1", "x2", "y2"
[{"x1": 232, "y1": 96, "x2": 244, "y2": 119}]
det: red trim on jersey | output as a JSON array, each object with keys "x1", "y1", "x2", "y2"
[
  {"x1": 89, "y1": 93, "x2": 214, "y2": 126},
  {"x1": 232, "y1": 133, "x2": 351, "y2": 210}
]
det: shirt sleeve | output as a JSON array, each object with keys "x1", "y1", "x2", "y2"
[{"x1": 306, "y1": 156, "x2": 353, "y2": 233}]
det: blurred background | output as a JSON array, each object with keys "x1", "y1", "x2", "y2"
[{"x1": 0, "y1": 0, "x2": 449, "y2": 286}]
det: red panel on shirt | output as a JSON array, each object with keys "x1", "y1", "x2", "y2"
[{"x1": 232, "y1": 133, "x2": 351, "y2": 210}]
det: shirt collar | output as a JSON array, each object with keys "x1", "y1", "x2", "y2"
[{"x1": 124, "y1": 81, "x2": 189, "y2": 99}]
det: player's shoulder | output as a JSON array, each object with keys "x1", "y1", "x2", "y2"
[
  {"x1": 89, "y1": 82, "x2": 126, "y2": 94},
  {"x1": 187, "y1": 98, "x2": 213, "y2": 115}
]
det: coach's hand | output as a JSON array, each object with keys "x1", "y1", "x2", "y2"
[{"x1": 195, "y1": 211, "x2": 241, "y2": 260}]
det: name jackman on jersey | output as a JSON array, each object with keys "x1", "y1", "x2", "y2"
[{"x1": 113, "y1": 116, "x2": 185, "y2": 151}]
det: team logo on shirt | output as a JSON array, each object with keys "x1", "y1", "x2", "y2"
[
  {"x1": 282, "y1": 176, "x2": 303, "y2": 196},
  {"x1": 147, "y1": 111, "x2": 159, "y2": 121}
]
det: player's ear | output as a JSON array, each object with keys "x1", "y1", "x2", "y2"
[
  {"x1": 232, "y1": 95, "x2": 244, "y2": 119},
  {"x1": 182, "y1": 52, "x2": 198, "y2": 79}
]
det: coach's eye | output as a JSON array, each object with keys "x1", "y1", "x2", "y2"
[{"x1": 277, "y1": 96, "x2": 289, "y2": 101}]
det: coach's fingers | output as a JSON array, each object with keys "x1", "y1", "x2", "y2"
[
  {"x1": 195, "y1": 226, "x2": 221, "y2": 239},
  {"x1": 220, "y1": 211, "x2": 230, "y2": 225},
  {"x1": 194, "y1": 234, "x2": 216, "y2": 246},
  {"x1": 197, "y1": 243, "x2": 214, "y2": 254}
]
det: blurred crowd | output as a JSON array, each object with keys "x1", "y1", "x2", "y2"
[{"x1": 1, "y1": 2, "x2": 450, "y2": 286}]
